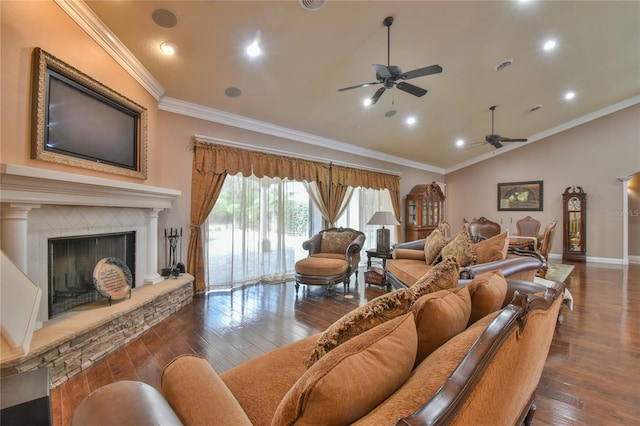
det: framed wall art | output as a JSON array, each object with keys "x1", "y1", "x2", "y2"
[
  {"x1": 497, "y1": 180, "x2": 543, "y2": 211},
  {"x1": 31, "y1": 48, "x2": 148, "y2": 179}
]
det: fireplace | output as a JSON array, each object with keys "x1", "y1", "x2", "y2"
[{"x1": 48, "y1": 232, "x2": 136, "y2": 318}]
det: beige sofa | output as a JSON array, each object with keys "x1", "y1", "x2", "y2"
[
  {"x1": 73, "y1": 262, "x2": 563, "y2": 426},
  {"x1": 387, "y1": 230, "x2": 545, "y2": 289}
]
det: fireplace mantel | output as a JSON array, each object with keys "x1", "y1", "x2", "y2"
[{"x1": 0, "y1": 164, "x2": 180, "y2": 208}]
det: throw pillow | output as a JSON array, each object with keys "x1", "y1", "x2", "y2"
[
  {"x1": 306, "y1": 288, "x2": 413, "y2": 367},
  {"x1": 462, "y1": 269, "x2": 508, "y2": 326},
  {"x1": 411, "y1": 287, "x2": 472, "y2": 367},
  {"x1": 320, "y1": 230, "x2": 357, "y2": 254},
  {"x1": 423, "y1": 228, "x2": 447, "y2": 265},
  {"x1": 439, "y1": 229, "x2": 476, "y2": 267},
  {"x1": 472, "y1": 232, "x2": 509, "y2": 264},
  {"x1": 409, "y1": 256, "x2": 460, "y2": 300},
  {"x1": 273, "y1": 313, "x2": 417, "y2": 426}
]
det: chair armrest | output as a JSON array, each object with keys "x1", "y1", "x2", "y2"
[
  {"x1": 394, "y1": 239, "x2": 426, "y2": 251},
  {"x1": 346, "y1": 234, "x2": 366, "y2": 256},
  {"x1": 302, "y1": 233, "x2": 322, "y2": 255}
]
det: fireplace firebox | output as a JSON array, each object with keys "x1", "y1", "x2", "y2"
[{"x1": 48, "y1": 232, "x2": 135, "y2": 318}]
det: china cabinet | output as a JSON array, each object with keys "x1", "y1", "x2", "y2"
[
  {"x1": 405, "y1": 183, "x2": 445, "y2": 241},
  {"x1": 562, "y1": 186, "x2": 586, "y2": 262}
]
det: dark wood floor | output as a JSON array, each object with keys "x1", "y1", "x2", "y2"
[{"x1": 52, "y1": 262, "x2": 639, "y2": 426}]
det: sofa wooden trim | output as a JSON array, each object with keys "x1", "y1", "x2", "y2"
[{"x1": 396, "y1": 281, "x2": 564, "y2": 426}]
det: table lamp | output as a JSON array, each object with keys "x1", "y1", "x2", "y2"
[{"x1": 367, "y1": 211, "x2": 400, "y2": 252}]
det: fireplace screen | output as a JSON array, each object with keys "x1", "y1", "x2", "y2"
[{"x1": 48, "y1": 232, "x2": 135, "y2": 318}]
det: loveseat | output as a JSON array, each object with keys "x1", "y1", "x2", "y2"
[
  {"x1": 386, "y1": 228, "x2": 545, "y2": 289},
  {"x1": 73, "y1": 258, "x2": 564, "y2": 426}
]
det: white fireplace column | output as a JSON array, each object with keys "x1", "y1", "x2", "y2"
[
  {"x1": 144, "y1": 208, "x2": 165, "y2": 285},
  {"x1": 0, "y1": 203, "x2": 40, "y2": 273}
]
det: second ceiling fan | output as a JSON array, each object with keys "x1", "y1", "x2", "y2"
[
  {"x1": 338, "y1": 16, "x2": 442, "y2": 105},
  {"x1": 481, "y1": 105, "x2": 528, "y2": 148}
]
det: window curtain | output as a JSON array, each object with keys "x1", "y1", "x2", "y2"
[{"x1": 188, "y1": 140, "x2": 401, "y2": 292}]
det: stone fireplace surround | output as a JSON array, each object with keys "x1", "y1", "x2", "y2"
[{"x1": 0, "y1": 164, "x2": 193, "y2": 385}]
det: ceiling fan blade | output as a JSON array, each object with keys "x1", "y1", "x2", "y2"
[
  {"x1": 401, "y1": 64, "x2": 443, "y2": 80},
  {"x1": 372, "y1": 64, "x2": 392, "y2": 78},
  {"x1": 396, "y1": 81, "x2": 427, "y2": 97},
  {"x1": 370, "y1": 87, "x2": 386, "y2": 105},
  {"x1": 499, "y1": 137, "x2": 528, "y2": 143},
  {"x1": 338, "y1": 82, "x2": 380, "y2": 92},
  {"x1": 492, "y1": 141, "x2": 504, "y2": 148}
]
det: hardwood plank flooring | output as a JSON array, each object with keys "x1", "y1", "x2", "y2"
[{"x1": 52, "y1": 262, "x2": 639, "y2": 425}]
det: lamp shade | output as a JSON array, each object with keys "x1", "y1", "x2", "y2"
[{"x1": 367, "y1": 211, "x2": 400, "y2": 226}]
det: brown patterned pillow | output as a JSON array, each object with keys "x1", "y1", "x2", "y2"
[
  {"x1": 472, "y1": 232, "x2": 508, "y2": 264},
  {"x1": 409, "y1": 257, "x2": 460, "y2": 300},
  {"x1": 320, "y1": 230, "x2": 358, "y2": 254},
  {"x1": 439, "y1": 230, "x2": 476, "y2": 267},
  {"x1": 306, "y1": 288, "x2": 413, "y2": 367},
  {"x1": 424, "y1": 228, "x2": 447, "y2": 265}
]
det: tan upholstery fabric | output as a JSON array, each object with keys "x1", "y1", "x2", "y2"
[
  {"x1": 393, "y1": 248, "x2": 426, "y2": 261},
  {"x1": 411, "y1": 287, "x2": 472, "y2": 367},
  {"x1": 353, "y1": 312, "x2": 499, "y2": 425},
  {"x1": 320, "y1": 230, "x2": 359, "y2": 254},
  {"x1": 221, "y1": 336, "x2": 318, "y2": 426},
  {"x1": 409, "y1": 257, "x2": 460, "y2": 299},
  {"x1": 161, "y1": 355, "x2": 252, "y2": 425},
  {"x1": 424, "y1": 228, "x2": 447, "y2": 265},
  {"x1": 306, "y1": 288, "x2": 413, "y2": 366},
  {"x1": 273, "y1": 313, "x2": 417, "y2": 426},
  {"x1": 463, "y1": 270, "x2": 508, "y2": 326},
  {"x1": 439, "y1": 230, "x2": 476, "y2": 267},
  {"x1": 472, "y1": 232, "x2": 509, "y2": 264},
  {"x1": 294, "y1": 256, "x2": 347, "y2": 276},
  {"x1": 386, "y1": 259, "x2": 432, "y2": 287}
]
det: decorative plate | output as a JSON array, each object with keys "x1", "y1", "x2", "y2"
[{"x1": 92, "y1": 257, "x2": 132, "y2": 300}]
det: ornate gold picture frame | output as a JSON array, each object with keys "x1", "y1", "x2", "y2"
[
  {"x1": 31, "y1": 48, "x2": 147, "y2": 179},
  {"x1": 497, "y1": 180, "x2": 543, "y2": 211}
]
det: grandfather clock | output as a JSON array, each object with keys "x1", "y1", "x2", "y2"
[{"x1": 562, "y1": 186, "x2": 586, "y2": 262}]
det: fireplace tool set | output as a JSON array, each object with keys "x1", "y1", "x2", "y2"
[{"x1": 162, "y1": 228, "x2": 185, "y2": 278}]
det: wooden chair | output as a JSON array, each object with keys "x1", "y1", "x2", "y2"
[
  {"x1": 294, "y1": 227, "x2": 365, "y2": 294},
  {"x1": 537, "y1": 219, "x2": 557, "y2": 279},
  {"x1": 516, "y1": 216, "x2": 542, "y2": 239},
  {"x1": 467, "y1": 217, "x2": 501, "y2": 241}
]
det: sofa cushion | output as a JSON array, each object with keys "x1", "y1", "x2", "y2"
[
  {"x1": 162, "y1": 355, "x2": 253, "y2": 425},
  {"x1": 273, "y1": 313, "x2": 417, "y2": 426},
  {"x1": 294, "y1": 255, "x2": 347, "y2": 276},
  {"x1": 409, "y1": 256, "x2": 460, "y2": 299},
  {"x1": 462, "y1": 269, "x2": 508, "y2": 325},
  {"x1": 320, "y1": 231, "x2": 357, "y2": 254},
  {"x1": 411, "y1": 286, "x2": 472, "y2": 367},
  {"x1": 439, "y1": 230, "x2": 476, "y2": 267},
  {"x1": 424, "y1": 228, "x2": 447, "y2": 265},
  {"x1": 386, "y1": 258, "x2": 431, "y2": 287},
  {"x1": 353, "y1": 311, "x2": 500, "y2": 425},
  {"x1": 306, "y1": 288, "x2": 413, "y2": 366},
  {"x1": 472, "y1": 232, "x2": 509, "y2": 264}
]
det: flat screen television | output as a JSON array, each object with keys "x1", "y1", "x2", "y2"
[{"x1": 31, "y1": 48, "x2": 147, "y2": 179}]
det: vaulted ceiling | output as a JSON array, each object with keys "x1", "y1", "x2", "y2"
[{"x1": 83, "y1": 0, "x2": 640, "y2": 172}]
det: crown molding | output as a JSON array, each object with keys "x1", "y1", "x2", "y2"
[
  {"x1": 54, "y1": 0, "x2": 165, "y2": 100},
  {"x1": 160, "y1": 97, "x2": 445, "y2": 175}
]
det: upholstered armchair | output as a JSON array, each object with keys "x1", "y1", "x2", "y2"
[{"x1": 294, "y1": 227, "x2": 365, "y2": 294}]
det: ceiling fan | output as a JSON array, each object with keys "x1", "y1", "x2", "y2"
[
  {"x1": 338, "y1": 16, "x2": 442, "y2": 105},
  {"x1": 481, "y1": 105, "x2": 528, "y2": 148}
]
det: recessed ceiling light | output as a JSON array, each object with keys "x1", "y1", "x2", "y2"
[
  {"x1": 543, "y1": 40, "x2": 556, "y2": 51},
  {"x1": 564, "y1": 91, "x2": 576, "y2": 100},
  {"x1": 246, "y1": 39, "x2": 261, "y2": 58},
  {"x1": 160, "y1": 42, "x2": 176, "y2": 56},
  {"x1": 363, "y1": 98, "x2": 372, "y2": 106},
  {"x1": 406, "y1": 116, "x2": 416, "y2": 125},
  {"x1": 456, "y1": 139, "x2": 465, "y2": 147}
]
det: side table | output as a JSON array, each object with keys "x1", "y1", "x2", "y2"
[{"x1": 365, "y1": 249, "x2": 393, "y2": 269}]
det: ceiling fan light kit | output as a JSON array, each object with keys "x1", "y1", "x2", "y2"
[{"x1": 338, "y1": 16, "x2": 442, "y2": 105}]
